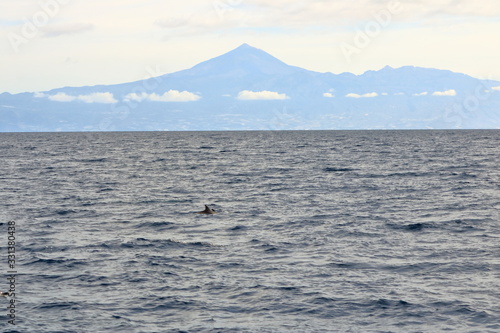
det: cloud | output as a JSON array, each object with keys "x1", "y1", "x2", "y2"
[
  {"x1": 492, "y1": 86, "x2": 500, "y2": 91},
  {"x1": 245, "y1": 0, "x2": 500, "y2": 28},
  {"x1": 45, "y1": 92, "x2": 117, "y2": 103},
  {"x1": 345, "y1": 93, "x2": 361, "y2": 98},
  {"x1": 323, "y1": 92, "x2": 334, "y2": 98},
  {"x1": 432, "y1": 89, "x2": 457, "y2": 96},
  {"x1": 413, "y1": 92, "x2": 428, "y2": 96},
  {"x1": 151, "y1": 0, "x2": 399, "y2": 38},
  {"x1": 41, "y1": 23, "x2": 94, "y2": 38},
  {"x1": 123, "y1": 93, "x2": 147, "y2": 102},
  {"x1": 155, "y1": 5, "x2": 248, "y2": 39},
  {"x1": 48, "y1": 92, "x2": 77, "y2": 102},
  {"x1": 237, "y1": 90, "x2": 289, "y2": 100},
  {"x1": 78, "y1": 92, "x2": 118, "y2": 104},
  {"x1": 345, "y1": 92, "x2": 378, "y2": 98},
  {"x1": 149, "y1": 91, "x2": 201, "y2": 102},
  {"x1": 123, "y1": 90, "x2": 201, "y2": 102}
]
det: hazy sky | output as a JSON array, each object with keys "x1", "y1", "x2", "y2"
[{"x1": 1, "y1": 0, "x2": 499, "y2": 93}]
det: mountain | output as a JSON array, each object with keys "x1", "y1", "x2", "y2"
[
  {"x1": 1, "y1": 44, "x2": 500, "y2": 131},
  {"x1": 177, "y1": 43, "x2": 303, "y2": 76}
]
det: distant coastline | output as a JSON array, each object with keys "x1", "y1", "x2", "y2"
[{"x1": 1, "y1": 44, "x2": 500, "y2": 132}]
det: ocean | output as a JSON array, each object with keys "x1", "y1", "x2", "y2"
[{"x1": 0, "y1": 130, "x2": 499, "y2": 332}]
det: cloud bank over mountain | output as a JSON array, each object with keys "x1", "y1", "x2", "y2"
[
  {"x1": 123, "y1": 90, "x2": 201, "y2": 102},
  {"x1": 36, "y1": 92, "x2": 118, "y2": 104},
  {"x1": 237, "y1": 90, "x2": 289, "y2": 100},
  {"x1": 346, "y1": 92, "x2": 378, "y2": 98}
]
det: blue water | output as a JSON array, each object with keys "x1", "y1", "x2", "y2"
[{"x1": 1, "y1": 130, "x2": 499, "y2": 332}]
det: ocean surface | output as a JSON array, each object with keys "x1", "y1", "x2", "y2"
[{"x1": 0, "y1": 130, "x2": 499, "y2": 333}]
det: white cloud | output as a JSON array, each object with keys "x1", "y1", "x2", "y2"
[
  {"x1": 432, "y1": 89, "x2": 457, "y2": 96},
  {"x1": 78, "y1": 92, "x2": 117, "y2": 104},
  {"x1": 345, "y1": 92, "x2": 378, "y2": 98},
  {"x1": 150, "y1": 90, "x2": 201, "y2": 102},
  {"x1": 345, "y1": 93, "x2": 361, "y2": 98},
  {"x1": 237, "y1": 90, "x2": 289, "y2": 100},
  {"x1": 492, "y1": 86, "x2": 500, "y2": 91},
  {"x1": 323, "y1": 92, "x2": 334, "y2": 98},
  {"x1": 123, "y1": 93, "x2": 148, "y2": 102},
  {"x1": 48, "y1": 92, "x2": 77, "y2": 102},
  {"x1": 33, "y1": 92, "x2": 46, "y2": 98},
  {"x1": 123, "y1": 90, "x2": 201, "y2": 102},
  {"x1": 45, "y1": 92, "x2": 117, "y2": 103},
  {"x1": 413, "y1": 92, "x2": 428, "y2": 96}
]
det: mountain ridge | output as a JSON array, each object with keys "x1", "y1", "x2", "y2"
[
  {"x1": 38, "y1": 44, "x2": 486, "y2": 95},
  {"x1": 1, "y1": 43, "x2": 499, "y2": 131}
]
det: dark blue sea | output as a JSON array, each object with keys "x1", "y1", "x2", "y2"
[{"x1": 1, "y1": 130, "x2": 499, "y2": 332}]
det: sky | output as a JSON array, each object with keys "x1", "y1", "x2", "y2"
[{"x1": 1, "y1": 0, "x2": 500, "y2": 94}]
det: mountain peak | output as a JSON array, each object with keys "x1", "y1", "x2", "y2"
[
  {"x1": 235, "y1": 42, "x2": 253, "y2": 49},
  {"x1": 182, "y1": 43, "x2": 301, "y2": 77},
  {"x1": 223, "y1": 43, "x2": 270, "y2": 58}
]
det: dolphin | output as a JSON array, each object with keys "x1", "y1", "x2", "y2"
[{"x1": 196, "y1": 205, "x2": 217, "y2": 214}]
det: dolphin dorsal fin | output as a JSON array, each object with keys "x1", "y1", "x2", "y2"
[{"x1": 196, "y1": 204, "x2": 216, "y2": 214}]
